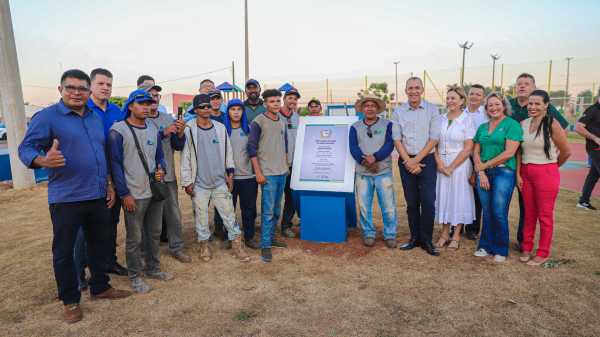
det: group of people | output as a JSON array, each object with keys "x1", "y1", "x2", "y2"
[
  {"x1": 351, "y1": 73, "x2": 573, "y2": 266},
  {"x1": 17, "y1": 66, "x2": 596, "y2": 324}
]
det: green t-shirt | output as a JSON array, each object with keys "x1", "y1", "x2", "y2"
[
  {"x1": 473, "y1": 117, "x2": 523, "y2": 171},
  {"x1": 508, "y1": 97, "x2": 569, "y2": 128}
]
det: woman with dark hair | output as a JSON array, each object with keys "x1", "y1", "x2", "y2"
[
  {"x1": 473, "y1": 93, "x2": 523, "y2": 263},
  {"x1": 222, "y1": 99, "x2": 260, "y2": 249},
  {"x1": 517, "y1": 90, "x2": 571, "y2": 266}
]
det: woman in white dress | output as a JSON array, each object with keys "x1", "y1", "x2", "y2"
[{"x1": 434, "y1": 85, "x2": 477, "y2": 250}]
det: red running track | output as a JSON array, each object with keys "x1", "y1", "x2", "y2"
[{"x1": 559, "y1": 142, "x2": 599, "y2": 197}]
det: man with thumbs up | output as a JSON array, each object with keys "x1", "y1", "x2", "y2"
[{"x1": 19, "y1": 69, "x2": 132, "y2": 324}]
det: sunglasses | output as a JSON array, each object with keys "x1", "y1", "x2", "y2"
[{"x1": 198, "y1": 104, "x2": 211, "y2": 109}]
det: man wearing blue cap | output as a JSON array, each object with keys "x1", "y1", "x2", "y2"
[
  {"x1": 280, "y1": 88, "x2": 302, "y2": 238},
  {"x1": 109, "y1": 89, "x2": 171, "y2": 294},
  {"x1": 244, "y1": 79, "x2": 266, "y2": 122},
  {"x1": 19, "y1": 69, "x2": 132, "y2": 323}
]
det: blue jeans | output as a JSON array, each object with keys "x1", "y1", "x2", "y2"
[
  {"x1": 260, "y1": 174, "x2": 287, "y2": 248},
  {"x1": 476, "y1": 167, "x2": 515, "y2": 257},
  {"x1": 356, "y1": 171, "x2": 397, "y2": 240},
  {"x1": 399, "y1": 154, "x2": 437, "y2": 244}
]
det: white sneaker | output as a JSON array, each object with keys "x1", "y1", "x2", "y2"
[
  {"x1": 494, "y1": 255, "x2": 506, "y2": 263},
  {"x1": 474, "y1": 248, "x2": 488, "y2": 257}
]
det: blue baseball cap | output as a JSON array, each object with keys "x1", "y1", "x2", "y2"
[
  {"x1": 245, "y1": 79, "x2": 260, "y2": 88},
  {"x1": 227, "y1": 98, "x2": 244, "y2": 111},
  {"x1": 128, "y1": 89, "x2": 156, "y2": 104}
]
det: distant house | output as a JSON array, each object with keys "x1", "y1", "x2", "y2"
[{"x1": 160, "y1": 93, "x2": 194, "y2": 116}]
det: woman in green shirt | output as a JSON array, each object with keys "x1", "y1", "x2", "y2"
[{"x1": 473, "y1": 93, "x2": 523, "y2": 262}]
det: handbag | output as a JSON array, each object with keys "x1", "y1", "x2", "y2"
[{"x1": 125, "y1": 121, "x2": 168, "y2": 201}]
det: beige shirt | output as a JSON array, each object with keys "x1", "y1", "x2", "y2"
[{"x1": 521, "y1": 118, "x2": 557, "y2": 164}]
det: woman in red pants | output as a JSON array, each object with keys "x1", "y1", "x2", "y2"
[{"x1": 516, "y1": 90, "x2": 571, "y2": 266}]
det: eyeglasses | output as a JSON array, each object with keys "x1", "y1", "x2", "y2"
[
  {"x1": 64, "y1": 85, "x2": 90, "y2": 94},
  {"x1": 198, "y1": 104, "x2": 211, "y2": 109}
]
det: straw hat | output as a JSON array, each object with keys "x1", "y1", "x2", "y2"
[{"x1": 355, "y1": 94, "x2": 386, "y2": 113}]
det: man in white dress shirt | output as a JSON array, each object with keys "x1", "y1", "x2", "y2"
[{"x1": 463, "y1": 84, "x2": 488, "y2": 240}]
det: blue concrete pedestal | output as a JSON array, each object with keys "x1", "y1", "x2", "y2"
[{"x1": 298, "y1": 191, "x2": 357, "y2": 243}]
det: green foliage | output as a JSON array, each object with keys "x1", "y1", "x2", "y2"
[
  {"x1": 234, "y1": 310, "x2": 257, "y2": 321},
  {"x1": 109, "y1": 96, "x2": 126, "y2": 108},
  {"x1": 180, "y1": 101, "x2": 192, "y2": 111},
  {"x1": 577, "y1": 90, "x2": 593, "y2": 104},
  {"x1": 357, "y1": 82, "x2": 394, "y2": 103}
]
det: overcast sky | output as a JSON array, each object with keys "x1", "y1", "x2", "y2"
[{"x1": 11, "y1": 0, "x2": 600, "y2": 104}]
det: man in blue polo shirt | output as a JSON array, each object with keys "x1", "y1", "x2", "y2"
[
  {"x1": 19, "y1": 69, "x2": 132, "y2": 324},
  {"x1": 82, "y1": 68, "x2": 128, "y2": 276}
]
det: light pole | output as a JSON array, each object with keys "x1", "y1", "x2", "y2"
[
  {"x1": 565, "y1": 57, "x2": 573, "y2": 109},
  {"x1": 0, "y1": 0, "x2": 35, "y2": 189},
  {"x1": 491, "y1": 54, "x2": 500, "y2": 91},
  {"x1": 244, "y1": 0, "x2": 249, "y2": 82},
  {"x1": 393, "y1": 61, "x2": 400, "y2": 107},
  {"x1": 458, "y1": 41, "x2": 474, "y2": 86}
]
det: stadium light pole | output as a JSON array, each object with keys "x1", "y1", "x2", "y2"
[
  {"x1": 0, "y1": 0, "x2": 35, "y2": 189},
  {"x1": 491, "y1": 54, "x2": 500, "y2": 91},
  {"x1": 565, "y1": 57, "x2": 573, "y2": 109},
  {"x1": 458, "y1": 41, "x2": 474, "y2": 86},
  {"x1": 393, "y1": 61, "x2": 400, "y2": 108}
]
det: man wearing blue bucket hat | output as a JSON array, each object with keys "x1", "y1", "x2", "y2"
[{"x1": 109, "y1": 89, "x2": 172, "y2": 294}]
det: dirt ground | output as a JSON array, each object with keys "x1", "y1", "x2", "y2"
[{"x1": 1, "y1": 164, "x2": 599, "y2": 337}]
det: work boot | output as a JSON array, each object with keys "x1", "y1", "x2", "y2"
[
  {"x1": 232, "y1": 237, "x2": 250, "y2": 262},
  {"x1": 199, "y1": 241, "x2": 212, "y2": 262},
  {"x1": 63, "y1": 304, "x2": 83, "y2": 324}
]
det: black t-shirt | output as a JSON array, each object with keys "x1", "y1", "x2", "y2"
[{"x1": 579, "y1": 102, "x2": 600, "y2": 152}]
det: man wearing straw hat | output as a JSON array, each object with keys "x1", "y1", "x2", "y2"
[{"x1": 349, "y1": 94, "x2": 398, "y2": 248}]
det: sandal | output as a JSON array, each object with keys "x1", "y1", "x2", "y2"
[
  {"x1": 526, "y1": 256, "x2": 549, "y2": 266},
  {"x1": 447, "y1": 240, "x2": 460, "y2": 250},
  {"x1": 519, "y1": 252, "x2": 532, "y2": 263},
  {"x1": 435, "y1": 236, "x2": 449, "y2": 248}
]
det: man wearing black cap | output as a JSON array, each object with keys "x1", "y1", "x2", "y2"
[
  {"x1": 207, "y1": 88, "x2": 229, "y2": 248},
  {"x1": 280, "y1": 88, "x2": 301, "y2": 238},
  {"x1": 244, "y1": 79, "x2": 266, "y2": 122}
]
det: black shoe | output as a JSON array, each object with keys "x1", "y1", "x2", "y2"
[
  {"x1": 261, "y1": 248, "x2": 272, "y2": 262},
  {"x1": 577, "y1": 202, "x2": 597, "y2": 210},
  {"x1": 271, "y1": 239, "x2": 288, "y2": 248},
  {"x1": 464, "y1": 231, "x2": 478, "y2": 241},
  {"x1": 108, "y1": 262, "x2": 128, "y2": 276},
  {"x1": 421, "y1": 242, "x2": 440, "y2": 256},
  {"x1": 244, "y1": 238, "x2": 261, "y2": 250},
  {"x1": 399, "y1": 240, "x2": 419, "y2": 250}
]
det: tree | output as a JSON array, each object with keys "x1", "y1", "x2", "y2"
[
  {"x1": 577, "y1": 90, "x2": 593, "y2": 104},
  {"x1": 109, "y1": 96, "x2": 126, "y2": 108},
  {"x1": 180, "y1": 101, "x2": 192, "y2": 112},
  {"x1": 357, "y1": 82, "x2": 394, "y2": 104},
  {"x1": 548, "y1": 90, "x2": 570, "y2": 108}
]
